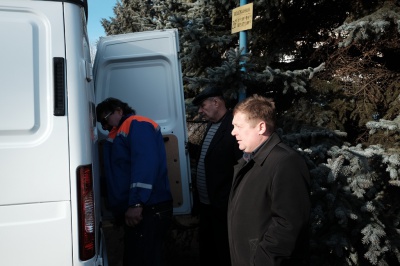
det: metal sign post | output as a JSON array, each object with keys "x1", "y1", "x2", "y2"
[{"x1": 231, "y1": 2, "x2": 253, "y2": 100}]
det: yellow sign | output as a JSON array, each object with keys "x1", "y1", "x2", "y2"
[{"x1": 231, "y1": 3, "x2": 253, "y2": 34}]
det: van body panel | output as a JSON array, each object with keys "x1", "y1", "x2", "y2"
[
  {"x1": 0, "y1": 1, "x2": 106, "y2": 265},
  {"x1": 0, "y1": 2, "x2": 70, "y2": 203},
  {"x1": 94, "y1": 30, "x2": 192, "y2": 215},
  {"x1": 63, "y1": 3, "x2": 104, "y2": 265},
  {"x1": 0, "y1": 201, "x2": 73, "y2": 265}
]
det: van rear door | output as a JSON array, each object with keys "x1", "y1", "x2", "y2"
[
  {"x1": 0, "y1": 1, "x2": 72, "y2": 265},
  {"x1": 93, "y1": 29, "x2": 192, "y2": 215},
  {"x1": 0, "y1": 1, "x2": 105, "y2": 265}
]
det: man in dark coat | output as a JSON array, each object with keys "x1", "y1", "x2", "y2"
[
  {"x1": 192, "y1": 87, "x2": 242, "y2": 266},
  {"x1": 228, "y1": 94, "x2": 311, "y2": 266}
]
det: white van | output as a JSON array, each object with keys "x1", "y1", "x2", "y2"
[{"x1": 0, "y1": 0, "x2": 192, "y2": 265}]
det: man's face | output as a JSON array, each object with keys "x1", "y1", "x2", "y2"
[
  {"x1": 197, "y1": 97, "x2": 219, "y2": 122},
  {"x1": 231, "y1": 111, "x2": 261, "y2": 153},
  {"x1": 100, "y1": 110, "x2": 121, "y2": 131},
  {"x1": 100, "y1": 111, "x2": 113, "y2": 131}
]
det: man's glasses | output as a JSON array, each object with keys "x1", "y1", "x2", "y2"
[{"x1": 101, "y1": 111, "x2": 113, "y2": 126}]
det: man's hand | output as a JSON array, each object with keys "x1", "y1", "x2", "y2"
[{"x1": 125, "y1": 206, "x2": 143, "y2": 227}]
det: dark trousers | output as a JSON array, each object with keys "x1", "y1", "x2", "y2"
[
  {"x1": 123, "y1": 202, "x2": 173, "y2": 266},
  {"x1": 198, "y1": 203, "x2": 231, "y2": 266}
]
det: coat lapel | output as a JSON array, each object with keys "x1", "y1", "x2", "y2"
[{"x1": 205, "y1": 111, "x2": 233, "y2": 154}]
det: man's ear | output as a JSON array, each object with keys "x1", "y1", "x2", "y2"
[{"x1": 258, "y1": 121, "x2": 267, "y2": 135}]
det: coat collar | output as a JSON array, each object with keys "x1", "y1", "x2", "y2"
[
  {"x1": 204, "y1": 110, "x2": 233, "y2": 148},
  {"x1": 239, "y1": 132, "x2": 282, "y2": 167}
]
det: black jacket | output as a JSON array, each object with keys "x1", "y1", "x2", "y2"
[{"x1": 194, "y1": 110, "x2": 242, "y2": 210}]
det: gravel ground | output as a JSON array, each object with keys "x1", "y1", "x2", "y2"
[{"x1": 103, "y1": 215, "x2": 200, "y2": 266}]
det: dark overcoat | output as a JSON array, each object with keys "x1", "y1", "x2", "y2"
[{"x1": 227, "y1": 132, "x2": 311, "y2": 266}]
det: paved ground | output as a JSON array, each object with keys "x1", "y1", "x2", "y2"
[{"x1": 103, "y1": 215, "x2": 200, "y2": 266}]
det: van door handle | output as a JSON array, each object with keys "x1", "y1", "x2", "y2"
[{"x1": 53, "y1": 57, "x2": 65, "y2": 116}]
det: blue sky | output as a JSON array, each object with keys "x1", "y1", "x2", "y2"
[{"x1": 87, "y1": 0, "x2": 118, "y2": 44}]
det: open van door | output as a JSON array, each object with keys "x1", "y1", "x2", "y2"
[{"x1": 93, "y1": 29, "x2": 192, "y2": 215}]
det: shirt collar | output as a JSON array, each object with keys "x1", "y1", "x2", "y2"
[{"x1": 242, "y1": 139, "x2": 268, "y2": 162}]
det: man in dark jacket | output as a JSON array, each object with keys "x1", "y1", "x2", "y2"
[
  {"x1": 192, "y1": 87, "x2": 242, "y2": 266},
  {"x1": 228, "y1": 94, "x2": 311, "y2": 266}
]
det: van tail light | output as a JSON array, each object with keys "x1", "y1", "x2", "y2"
[{"x1": 77, "y1": 165, "x2": 96, "y2": 261}]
